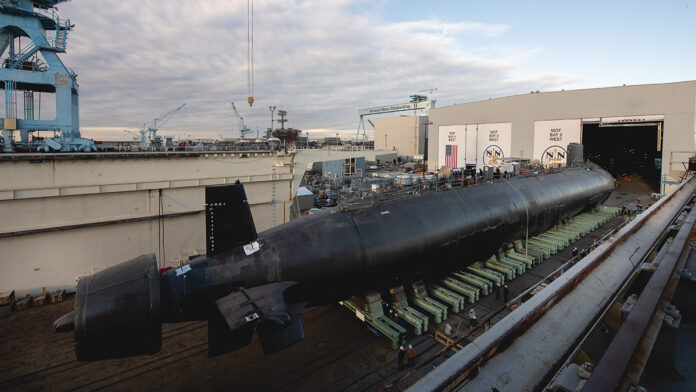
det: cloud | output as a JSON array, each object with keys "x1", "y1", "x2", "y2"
[
  {"x1": 59, "y1": 0, "x2": 575, "y2": 140},
  {"x1": 382, "y1": 20, "x2": 509, "y2": 38}
]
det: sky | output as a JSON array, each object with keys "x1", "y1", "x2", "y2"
[{"x1": 53, "y1": 0, "x2": 695, "y2": 140}]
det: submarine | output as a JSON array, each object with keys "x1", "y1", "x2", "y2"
[{"x1": 54, "y1": 165, "x2": 614, "y2": 361}]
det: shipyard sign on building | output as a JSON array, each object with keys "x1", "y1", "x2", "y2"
[
  {"x1": 439, "y1": 123, "x2": 512, "y2": 170},
  {"x1": 476, "y1": 123, "x2": 512, "y2": 170},
  {"x1": 533, "y1": 119, "x2": 581, "y2": 167}
]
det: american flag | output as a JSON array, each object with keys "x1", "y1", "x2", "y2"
[{"x1": 445, "y1": 144, "x2": 458, "y2": 168}]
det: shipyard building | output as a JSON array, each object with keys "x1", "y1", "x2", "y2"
[
  {"x1": 373, "y1": 115, "x2": 428, "y2": 162},
  {"x1": 424, "y1": 81, "x2": 696, "y2": 193}
]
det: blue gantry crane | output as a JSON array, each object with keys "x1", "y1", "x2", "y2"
[{"x1": 0, "y1": 0, "x2": 94, "y2": 152}]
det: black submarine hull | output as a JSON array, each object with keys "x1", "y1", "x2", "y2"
[{"x1": 56, "y1": 166, "x2": 614, "y2": 360}]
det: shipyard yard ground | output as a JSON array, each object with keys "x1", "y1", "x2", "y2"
[{"x1": 0, "y1": 179, "x2": 653, "y2": 391}]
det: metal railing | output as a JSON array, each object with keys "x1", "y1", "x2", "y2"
[
  {"x1": 7, "y1": 42, "x2": 38, "y2": 69},
  {"x1": 295, "y1": 145, "x2": 374, "y2": 152},
  {"x1": 338, "y1": 182, "x2": 437, "y2": 211}
]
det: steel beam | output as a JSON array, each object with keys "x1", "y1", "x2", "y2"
[{"x1": 584, "y1": 198, "x2": 696, "y2": 390}]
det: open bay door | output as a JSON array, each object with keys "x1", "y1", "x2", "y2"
[{"x1": 582, "y1": 114, "x2": 664, "y2": 192}]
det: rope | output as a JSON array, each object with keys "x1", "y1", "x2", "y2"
[
  {"x1": 249, "y1": 0, "x2": 254, "y2": 97},
  {"x1": 247, "y1": 0, "x2": 254, "y2": 100}
]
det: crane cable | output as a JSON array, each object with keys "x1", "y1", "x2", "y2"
[{"x1": 247, "y1": 0, "x2": 254, "y2": 106}]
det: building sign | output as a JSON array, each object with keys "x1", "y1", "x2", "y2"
[
  {"x1": 438, "y1": 125, "x2": 466, "y2": 169},
  {"x1": 54, "y1": 73, "x2": 70, "y2": 86},
  {"x1": 476, "y1": 123, "x2": 511, "y2": 170},
  {"x1": 533, "y1": 119, "x2": 581, "y2": 166},
  {"x1": 541, "y1": 145, "x2": 567, "y2": 166},
  {"x1": 365, "y1": 103, "x2": 411, "y2": 115}
]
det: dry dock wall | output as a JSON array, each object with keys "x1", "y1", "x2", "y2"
[{"x1": 0, "y1": 149, "x2": 390, "y2": 294}]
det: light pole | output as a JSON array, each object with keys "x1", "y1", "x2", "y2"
[{"x1": 269, "y1": 106, "x2": 276, "y2": 138}]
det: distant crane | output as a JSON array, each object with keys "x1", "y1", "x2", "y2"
[
  {"x1": 231, "y1": 102, "x2": 253, "y2": 139},
  {"x1": 419, "y1": 87, "x2": 437, "y2": 95},
  {"x1": 123, "y1": 129, "x2": 147, "y2": 148},
  {"x1": 139, "y1": 103, "x2": 186, "y2": 149}
]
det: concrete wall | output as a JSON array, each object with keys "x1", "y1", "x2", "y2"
[
  {"x1": 374, "y1": 116, "x2": 427, "y2": 160},
  {"x1": 0, "y1": 151, "x2": 292, "y2": 293},
  {"x1": 427, "y1": 81, "x2": 696, "y2": 184}
]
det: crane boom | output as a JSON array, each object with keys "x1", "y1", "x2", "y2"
[
  {"x1": 231, "y1": 102, "x2": 251, "y2": 139},
  {"x1": 136, "y1": 103, "x2": 186, "y2": 150},
  {"x1": 153, "y1": 103, "x2": 186, "y2": 130}
]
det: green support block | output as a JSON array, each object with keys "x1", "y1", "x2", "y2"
[
  {"x1": 538, "y1": 232, "x2": 571, "y2": 246},
  {"x1": 506, "y1": 250, "x2": 534, "y2": 268},
  {"x1": 526, "y1": 244, "x2": 551, "y2": 259},
  {"x1": 528, "y1": 238, "x2": 558, "y2": 254},
  {"x1": 389, "y1": 286, "x2": 429, "y2": 335},
  {"x1": 340, "y1": 295, "x2": 407, "y2": 350},
  {"x1": 395, "y1": 306, "x2": 428, "y2": 335},
  {"x1": 514, "y1": 240, "x2": 546, "y2": 262},
  {"x1": 465, "y1": 271, "x2": 495, "y2": 290},
  {"x1": 441, "y1": 278, "x2": 478, "y2": 303},
  {"x1": 537, "y1": 232, "x2": 570, "y2": 246},
  {"x1": 451, "y1": 271, "x2": 490, "y2": 295},
  {"x1": 533, "y1": 235, "x2": 564, "y2": 249},
  {"x1": 552, "y1": 228, "x2": 581, "y2": 241},
  {"x1": 408, "y1": 282, "x2": 447, "y2": 323},
  {"x1": 485, "y1": 260, "x2": 515, "y2": 280},
  {"x1": 428, "y1": 284, "x2": 465, "y2": 313},
  {"x1": 496, "y1": 255, "x2": 525, "y2": 274},
  {"x1": 468, "y1": 266, "x2": 504, "y2": 286},
  {"x1": 409, "y1": 296, "x2": 447, "y2": 324}
]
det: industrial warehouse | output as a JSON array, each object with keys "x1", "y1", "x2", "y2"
[
  {"x1": 426, "y1": 81, "x2": 696, "y2": 193},
  {"x1": 1, "y1": 1, "x2": 696, "y2": 392}
]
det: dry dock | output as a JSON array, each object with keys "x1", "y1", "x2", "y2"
[{"x1": 0, "y1": 198, "x2": 631, "y2": 391}]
